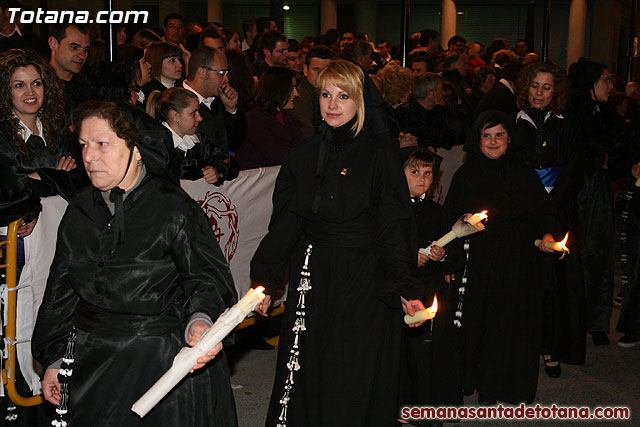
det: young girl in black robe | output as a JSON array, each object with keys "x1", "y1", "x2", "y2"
[{"x1": 444, "y1": 111, "x2": 559, "y2": 404}]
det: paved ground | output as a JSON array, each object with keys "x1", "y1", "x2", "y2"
[{"x1": 229, "y1": 301, "x2": 639, "y2": 427}]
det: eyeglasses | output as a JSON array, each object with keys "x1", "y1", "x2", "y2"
[{"x1": 202, "y1": 66, "x2": 228, "y2": 76}]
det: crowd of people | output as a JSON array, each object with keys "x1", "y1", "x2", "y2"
[{"x1": 1, "y1": 2, "x2": 640, "y2": 426}]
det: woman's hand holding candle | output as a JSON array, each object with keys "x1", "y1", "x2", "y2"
[
  {"x1": 537, "y1": 233, "x2": 557, "y2": 253},
  {"x1": 188, "y1": 321, "x2": 223, "y2": 373},
  {"x1": 404, "y1": 296, "x2": 438, "y2": 325},
  {"x1": 401, "y1": 297, "x2": 427, "y2": 327}
]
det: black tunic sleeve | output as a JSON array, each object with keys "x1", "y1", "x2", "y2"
[
  {"x1": 250, "y1": 161, "x2": 304, "y2": 294},
  {"x1": 171, "y1": 198, "x2": 238, "y2": 319},
  {"x1": 31, "y1": 210, "x2": 79, "y2": 370}
]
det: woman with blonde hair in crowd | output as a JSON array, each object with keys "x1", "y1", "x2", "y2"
[{"x1": 250, "y1": 59, "x2": 418, "y2": 426}]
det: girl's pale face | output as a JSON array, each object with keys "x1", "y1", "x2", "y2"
[
  {"x1": 282, "y1": 77, "x2": 299, "y2": 110},
  {"x1": 173, "y1": 97, "x2": 203, "y2": 137},
  {"x1": 319, "y1": 83, "x2": 357, "y2": 128},
  {"x1": 479, "y1": 124, "x2": 509, "y2": 159},
  {"x1": 593, "y1": 69, "x2": 613, "y2": 103},
  {"x1": 161, "y1": 56, "x2": 183, "y2": 81}
]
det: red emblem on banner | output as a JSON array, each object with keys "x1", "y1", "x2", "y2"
[{"x1": 197, "y1": 191, "x2": 239, "y2": 261}]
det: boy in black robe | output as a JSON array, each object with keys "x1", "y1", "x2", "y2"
[{"x1": 399, "y1": 147, "x2": 462, "y2": 425}]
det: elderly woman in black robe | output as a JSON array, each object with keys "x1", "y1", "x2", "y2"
[
  {"x1": 250, "y1": 59, "x2": 418, "y2": 426},
  {"x1": 31, "y1": 101, "x2": 238, "y2": 426},
  {"x1": 444, "y1": 111, "x2": 559, "y2": 405}
]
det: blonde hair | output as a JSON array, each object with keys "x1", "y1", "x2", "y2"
[{"x1": 316, "y1": 59, "x2": 365, "y2": 136}]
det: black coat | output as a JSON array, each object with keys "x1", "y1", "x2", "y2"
[
  {"x1": 250, "y1": 120, "x2": 417, "y2": 426},
  {"x1": 0, "y1": 123, "x2": 88, "y2": 224},
  {"x1": 474, "y1": 81, "x2": 517, "y2": 117},
  {"x1": 443, "y1": 150, "x2": 558, "y2": 404},
  {"x1": 397, "y1": 99, "x2": 465, "y2": 149},
  {"x1": 32, "y1": 173, "x2": 238, "y2": 426},
  {"x1": 512, "y1": 109, "x2": 587, "y2": 364}
]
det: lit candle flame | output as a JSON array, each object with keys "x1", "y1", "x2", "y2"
[
  {"x1": 254, "y1": 286, "x2": 265, "y2": 294},
  {"x1": 555, "y1": 232, "x2": 569, "y2": 252},
  {"x1": 429, "y1": 295, "x2": 438, "y2": 314},
  {"x1": 478, "y1": 210, "x2": 488, "y2": 220}
]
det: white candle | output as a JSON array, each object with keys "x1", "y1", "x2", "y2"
[
  {"x1": 466, "y1": 210, "x2": 488, "y2": 227},
  {"x1": 404, "y1": 296, "x2": 438, "y2": 325},
  {"x1": 433, "y1": 230, "x2": 457, "y2": 248},
  {"x1": 131, "y1": 287, "x2": 265, "y2": 418}
]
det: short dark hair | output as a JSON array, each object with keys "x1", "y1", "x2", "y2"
[
  {"x1": 164, "y1": 13, "x2": 184, "y2": 28},
  {"x1": 288, "y1": 39, "x2": 300, "y2": 52},
  {"x1": 305, "y1": 45, "x2": 336, "y2": 67},
  {"x1": 258, "y1": 30, "x2": 287, "y2": 58},
  {"x1": 242, "y1": 18, "x2": 256, "y2": 38},
  {"x1": 145, "y1": 41, "x2": 183, "y2": 80},
  {"x1": 345, "y1": 39, "x2": 371, "y2": 61},
  {"x1": 74, "y1": 61, "x2": 134, "y2": 104},
  {"x1": 447, "y1": 35, "x2": 467, "y2": 47},
  {"x1": 187, "y1": 45, "x2": 217, "y2": 80},
  {"x1": 115, "y1": 45, "x2": 144, "y2": 84},
  {"x1": 472, "y1": 66, "x2": 494, "y2": 90},
  {"x1": 200, "y1": 26, "x2": 225, "y2": 46},
  {"x1": 253, "y1": 66, "x2": 296, "y2": 113},
  {"x1": 419, "y1": 29, "x2": 439, "y2": 47},
  {"x1": 256, "y1": 17, "x2": 274, "y2": 34},
  {"x1": 50, "y1": 23, "x2": 89, "y2": 43},
  {"x1": 404, "y1": 148, "x2": 436, "y2": 170},
  {"x1": 0, "y1": 0, "x2": 22, "y2": 11},
  {"x1": 74, "y1": 100, "x2": 139, "y2": 149}
]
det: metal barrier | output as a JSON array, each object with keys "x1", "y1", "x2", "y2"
[{"x1": 1, "y1": 219, "x2": 43, "y2": 406}]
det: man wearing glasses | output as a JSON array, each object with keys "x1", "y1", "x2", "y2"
[{"x1": 183, "y1": 46, "x2": 247, "y2": 158}]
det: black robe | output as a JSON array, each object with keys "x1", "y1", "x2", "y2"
[
  {"x1": 443, "y1": 150, "x2": 558, "y2": 404},
  {"x1": 250, "y1": 120, "x2": 417, "y2": 426},
  {"x1": 572, "y1": 99, "x2": 617, "y2": 335},
  {"x1": 31, "y1": 173, "x2": 238, "y2": 426},
  {"x1": 402, "y1": 197, "x2": 463, "y2": 416},
  {"x1": 512, "y1": 109, "x2": 587, "y2": 364},
  {"x1": 0, "y1": 123, "x2": 88, "y2": 224}
]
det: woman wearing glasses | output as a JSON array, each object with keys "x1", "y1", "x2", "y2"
[{"x1": 569, "y1": 58, "x2": 617, "y2": 348}]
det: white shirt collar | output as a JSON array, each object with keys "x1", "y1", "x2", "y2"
[
  {"x1": 499, "y1": 78, "x2": 515, "y2": 95},
  {"x1": 183, "y1": 80, "x2": 215, "y2": 109},
  {"x1": 160, "y1": 78, "x2": 175, "y2": 89},
  {"x1": 16, "y1": 115, "x2": 46, "y2": 146},
  {"x1": 162, "y1": 121, "x2": 200, "y2": 152},
  {"x1": 516, "y1": 109, "x2": 564, "y2": 128},
  {"x1": 411, "y1": 193, "x2": 427, "y2": 202},
  {"x1": 1, "y1": 24, "x2": 21, "y2": 38}
]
